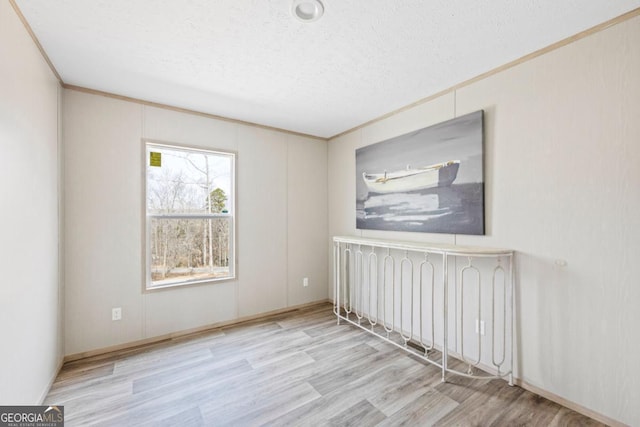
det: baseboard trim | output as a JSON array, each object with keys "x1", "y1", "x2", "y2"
[
  {"x1": 63, "y1": 299, "x2": 331, "y2": 363},
  {"x1": 515, "y1": 379, "x2": 626, "y2": 427},
  {"x1": 38, "y1": 357, "x2": 64, "y2": 404}
]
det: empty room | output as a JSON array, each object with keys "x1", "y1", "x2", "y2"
[{"x1": 1, "y1": 1, "x2": 639, "y2": 425}]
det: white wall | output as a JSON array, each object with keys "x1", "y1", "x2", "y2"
[
  {"x1": 63, "y1": 91, "x2": 328, "y2": 355},
  {"x1": 0, "y1": 2, "x2": 62, "y2": 404},
  {"x1": 328, "y1": 16, "x2": 640, "y2": 426}
]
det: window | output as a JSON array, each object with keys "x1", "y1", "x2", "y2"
[{"x1": 145, "y1": 142, "x2": 235, "y2": 289}]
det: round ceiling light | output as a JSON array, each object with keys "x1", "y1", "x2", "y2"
[{"x1": 292, "y1": 0, "x2": 324, "y2": 23}]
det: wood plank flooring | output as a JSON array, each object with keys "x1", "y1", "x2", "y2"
[{"x1": 45, "y1": 303, "x2": 604, "y2": 426}]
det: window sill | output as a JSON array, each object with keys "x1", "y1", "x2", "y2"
[{"x1": 144, "y1": 275, "x2": 237, "y2": 293}]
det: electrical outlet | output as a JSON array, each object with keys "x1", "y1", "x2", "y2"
[
  {"x1": 303, "y1": 277, "x2": 309, "y2": 287},
  {"x1": 475, "y1": 319, "x2": 485, "y2": 335},
  {"x1": 555, "y1": 259, "x2": 568, "y2": 267},
  {"x1": 112, "y1": 307, "x2": 122, "y2": 321}
]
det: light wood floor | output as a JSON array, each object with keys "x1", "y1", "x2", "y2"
[{"x1": 46, "y1": 303, "x2": 604, "y2": 426}]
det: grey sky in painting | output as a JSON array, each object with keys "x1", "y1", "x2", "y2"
[{"x1": 355, "y1": 111, "x2": 483, "y2": 201}]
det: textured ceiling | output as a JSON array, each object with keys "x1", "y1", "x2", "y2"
[{"x1": 15, "y1": 0, "x2": 640, "y2": 138}]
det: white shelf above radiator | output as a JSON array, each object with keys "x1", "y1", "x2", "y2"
[{"x1": 333, "y1": 235, "x2": 513, "y2": 257}]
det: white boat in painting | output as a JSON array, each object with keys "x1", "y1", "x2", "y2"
[{"x1": 362, "y1": 160, "x2": 460, "y2": 194}]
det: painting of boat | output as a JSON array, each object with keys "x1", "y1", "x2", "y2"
[
  {"x1": 355, "y1": 110, "x2": 485, "y2": 235},
  {"x1": 362, "y1": 160, "x2": 460, "y2": 194}
]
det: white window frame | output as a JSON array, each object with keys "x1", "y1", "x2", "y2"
[{"x1": 143, "y1": 140, "x2": 236, "y2": 291}]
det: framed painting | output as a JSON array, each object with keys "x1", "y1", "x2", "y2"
[{"x1": 356, "y1": 110, "x2": 484, "y2": 235}]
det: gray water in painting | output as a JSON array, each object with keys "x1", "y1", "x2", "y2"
[
  {"x1": 355, "y1": 111, "x2": 484, "y2": 235},
  {"x1": 356, "y1": 183, "x2": 484, "y2": 234}
]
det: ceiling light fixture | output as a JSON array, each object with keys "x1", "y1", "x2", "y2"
[{"x1": 292, "y1": 0, "x2": 324, "y2": 23}]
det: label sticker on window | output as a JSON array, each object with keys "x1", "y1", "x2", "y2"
[{"x1": 150, "y1": 152, "x2": 162, "y2": 167}]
